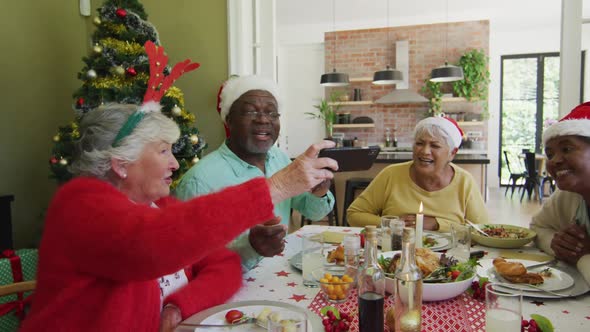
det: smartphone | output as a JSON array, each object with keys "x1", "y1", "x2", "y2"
[{"x1": 318, "y1": 146, "x2": 381, "y2": 172}]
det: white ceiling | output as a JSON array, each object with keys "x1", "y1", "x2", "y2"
[{"x1": 277, "y1": 0, "x2": 590, "y2": 30}]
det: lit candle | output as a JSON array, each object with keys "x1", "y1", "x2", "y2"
[{"x1": 415, "y1": 202, "x2": 424, "y2": 248}]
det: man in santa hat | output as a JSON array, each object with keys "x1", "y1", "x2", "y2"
[
  {"x1": 531, "y1": 101, "x2": 590, "y2": 285},
  {"x1": 175, "y1": 75, "x2": 334, "y2": 270}
]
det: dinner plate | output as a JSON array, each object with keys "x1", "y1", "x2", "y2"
[
  {"x1": 177, "y1": 300, "x2": 322, "y2": 331},
  {"x1": 485, "y1": 260, "x2": 575, "y2": 292},
  {"x1": 290, "y1": 251, "x2": 346, "y2": 272},
  {"x1": 423, "y1": 233, "x2": 450, "y2": 251}
]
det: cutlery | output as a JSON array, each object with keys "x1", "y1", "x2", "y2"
[
  {"x1": 465, "y1": 219, "x2": 489, "y2": 237},
  {"x1": 178, "y1": 317, "x2": 257, "y2": 328},
  {"x1": 524, "y1": 259, "x2": 557, "y2": 270},
  {"x1": 496, "y1": 282, "x2": 568, "y2": 297}
]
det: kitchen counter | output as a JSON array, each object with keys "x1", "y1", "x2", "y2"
[{"x1": 377, "y1": 153, "x2": 490, "y2": 164}]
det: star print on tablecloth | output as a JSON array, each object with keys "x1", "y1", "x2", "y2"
[
  {"x1": 562, "y1": 310, "x2": 569, "y2": 314},
  {"x1": 585, "y1": 316, "x2": 590, "y2": 320},
  {"x1": 275, "y1": 270, "x2": 290, "y2": 277},
  {"x1": 245, "y1": 277, "x2": 256, "y2": 282},
  {"x1": 288, "y1": 294, "x2": 308, "y2": 302},
  {"x1": 531, "y1": 300, "x2": 545, "y2": 306},
  {"x1": 287, "y1": 282, "x2": 297, "y2": 287}
]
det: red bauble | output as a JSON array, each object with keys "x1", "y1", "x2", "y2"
[
  {"x1": 76, "y1": 97, "x2": 85, "y2": 107},
  {"x1": 126, "y1": 67, "x2": 137, "y2": 76},
  {"x1": 50, "y1": 157, "x2": 58, "y2": 164},
  {"x1": 115, "y1": 8, "x2": 127, "y2": 18}
]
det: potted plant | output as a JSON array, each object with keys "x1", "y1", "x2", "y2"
[
  {"x1": 452, "y1": 48, "x2": 490, "y2": 115},
  {"x1": 306, "y1": 91, "x2": 343, "y2": 138},
  {"x1": 421, "y1": 79, "x2": 443, "y2": 116}
]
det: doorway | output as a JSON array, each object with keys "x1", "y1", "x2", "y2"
[{"x1": 499, "y1": 52, "x2": 585, "y2": 185}]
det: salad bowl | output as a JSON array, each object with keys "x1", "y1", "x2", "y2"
[
  {"x1": 471, "y1": 224, "x2": 536, "y2": 249},
  {"x1": 380, "y1": 251, "x2": 476, "y2": 302}
]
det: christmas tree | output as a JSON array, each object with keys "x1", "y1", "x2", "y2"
[{"x1": 49, "y1": 0, "x2": 206, "y2": 186}]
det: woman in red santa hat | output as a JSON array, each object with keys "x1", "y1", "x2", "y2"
[
  {"x1": 531, "y1": 101, "x2": 590, "y2": 285},
  {"x1": 347, "y1": 115, "x2": 488, "y2": 232}
]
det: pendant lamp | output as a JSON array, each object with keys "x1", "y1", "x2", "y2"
[
  {"x1": 320, "y1": 0, "x2": 349, "y2": 86},
  {"x1": 429, "y1": 0, "x2": 463, "y2": 83},
  {"x1": 373, "y1": 0, "x2": 403, "y2": 85}
]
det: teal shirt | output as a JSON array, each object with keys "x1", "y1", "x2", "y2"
[{"x1": 174, "y1": 141, "x2": 334, "y2": 270}]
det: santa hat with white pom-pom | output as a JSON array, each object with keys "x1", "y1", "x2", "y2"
[{"x1": 542, "y1": 101, "x2": 590, "y2": 145}]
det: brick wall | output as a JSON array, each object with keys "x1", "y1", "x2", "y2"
[{"x1": 325, "y1": 20, "x2": 489, "y2": 147}]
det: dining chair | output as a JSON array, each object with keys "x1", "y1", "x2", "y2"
[
  {"x1": 520, "y1": 152, "x2": 540, "y2": 202},
  {"x1": 503, "y1": 151, "x2": 525, "y2": 198},
  {"x1": 0, "y1": 280, "x2": 36, "y2": 297},
  {"x1": 538, "y1": 175, "x2": 556, "y2": 202},
  {"x1": 300, "y1": 181, "x2": 338, "y2": 227}
]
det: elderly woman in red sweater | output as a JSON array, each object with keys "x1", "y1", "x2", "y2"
[{"x1": 20, "y1": 103, "x2": 337, "y2": 332}]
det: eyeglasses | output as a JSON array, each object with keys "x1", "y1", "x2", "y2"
[{"x1": 240, "y1": 110, "x2": 281, "y2": 120}]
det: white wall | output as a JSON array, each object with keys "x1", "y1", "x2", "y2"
[{"x1": 277, "y1": 0, "x2": 590, "y2": 188}]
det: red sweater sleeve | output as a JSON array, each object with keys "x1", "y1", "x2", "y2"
[
  {"x1": 164, "y1": 248, "x2": 243, "y2": 319},
  {"x1": 44, "y1": 177, "x2": 275, "y2": 281}
]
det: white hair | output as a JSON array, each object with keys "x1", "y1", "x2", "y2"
[
  {"x1": 413, "y1": 124, "x2": 455, "y2": 156},
  {"x1": 69, "y1": 103, "x2": 180, "y2": 179}
]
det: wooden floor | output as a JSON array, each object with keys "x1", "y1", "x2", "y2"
[{"x1": 485, "y1": 187, "x2": 543, "y2": 228}]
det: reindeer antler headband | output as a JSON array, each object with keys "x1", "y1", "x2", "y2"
[{"x1": 112, "y1": 41, "x2": 200, "y2": 147}]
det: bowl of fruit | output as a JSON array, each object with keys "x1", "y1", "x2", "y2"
[
  {"x1": 379, "y1": 248, "x2": 477, "y2": 302},
  {"x1": 312, "y1": 268, "x2": 354, "y2": 304}
]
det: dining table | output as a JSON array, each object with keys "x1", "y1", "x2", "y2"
[{"x1": 178, "y1": 225, "x2": 590, "y2": 332}]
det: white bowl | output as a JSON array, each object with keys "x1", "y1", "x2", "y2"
[{"x1": 381, "y1": 251, "x2": 475, "y2": 302}]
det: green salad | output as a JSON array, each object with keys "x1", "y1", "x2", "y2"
[{"x1": 378, "y1": 253, "x2": 479, "y2": 283}]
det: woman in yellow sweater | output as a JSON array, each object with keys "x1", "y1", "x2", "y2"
[{"x1": 347, "y1": 116, "x2": 488, "y2": 232}]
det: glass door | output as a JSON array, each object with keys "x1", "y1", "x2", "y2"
[
  {"x1": 499, "y1": 52, "x2": 585, "y2": 185},
  {"x1": 499, "y1": 53, "x2": 559, "y2": 185}
]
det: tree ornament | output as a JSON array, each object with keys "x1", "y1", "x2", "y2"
[
  {"x1": 190, "y1": 134, "x2": 199, "y2": 145},
  {"x1": 93, "y1": 44, "x2": 103, "y2": 54},
  {"x1": 53, "y1": 135, "x2": 60, "y2": 142},
  {"x1": 59, "y1": 159, "x2": 68, "y2": 166},
  {"x1": 93, "y1": 16, "x2": 102, "y2": 26},
  {"x1": 192, "y1": 156, "x2": 200, "y2": 164},
  {"x1": 76, "y1": 97, "x2": 85, "y2": 107},
  {"x1": 171, "y1": 104, "x2": 182, "y2": 116},
  {"x1": 50, "y1": 157, "x2": 58, "y2": 164},
  {"x1": 86, "y1": 69, "x2": 97, "y2": 80},
  {"x1": 113, "y1": 66, "x2": 125, "y2": 76},
  {"x1": 115, "y1": 8, "x2": 127, "y2": 18},
  {"x1": 126, "y1": 67, "x2": 137, "y2": 77}
]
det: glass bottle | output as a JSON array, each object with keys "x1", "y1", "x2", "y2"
[
  {"x1": 343, "y1": 235, "x2": 360, "y2": 286},
  {"x1": 357, "y1": 226, "x2": 385, "y2": 332},
  {"x1": 394, "y1": 228, "x2": 423, "y2": 332},
  {"x1": 385, "y1": 128, "x2": 391, "y2": 147}
]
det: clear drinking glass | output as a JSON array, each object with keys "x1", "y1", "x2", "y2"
[
  {"x1": 485, "y1": 283, "x2": 522, "y2": 332},
  {"x1": 302, "y1": 233, "x2": 325, "y2": 287},
  {"x1": 447, "y1": 223, "x2": 471, "y2": 262}
]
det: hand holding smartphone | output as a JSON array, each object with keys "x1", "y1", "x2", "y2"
[{"x1": 318, "y1": 146, "x2": 380, "y2": 172}]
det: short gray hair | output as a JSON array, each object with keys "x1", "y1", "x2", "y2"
[
  {"x1": 69, "y1": 103, "x2": 180, "y2": 179},
  {"x1": 413, "y1": 123, "x2": 454, "y2": 152}
]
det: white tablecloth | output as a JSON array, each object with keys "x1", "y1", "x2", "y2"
[{"x1": 192, "y1": 225, "x2": 590, "y2": 331}]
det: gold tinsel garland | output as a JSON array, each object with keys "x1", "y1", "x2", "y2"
[
  {"x1": 90, "y1": 72, "x2": 149, "y2": 89},
  {"x1": 164, "y1": 87, "x2": 184, "y2": 106},
  {"x1": 102, "y1": 22, "x2": 128, "y2": 35},
  {"x1": 71, "y1": 122, "x2": 80, "y2": 139},
  {"x1": 100, "y1": 38, "x2": 144, "y2": 55}
]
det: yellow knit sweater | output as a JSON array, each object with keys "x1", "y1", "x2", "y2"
[{"x1": 346, "y1": 161, "x2": 488, "y2": 232}]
